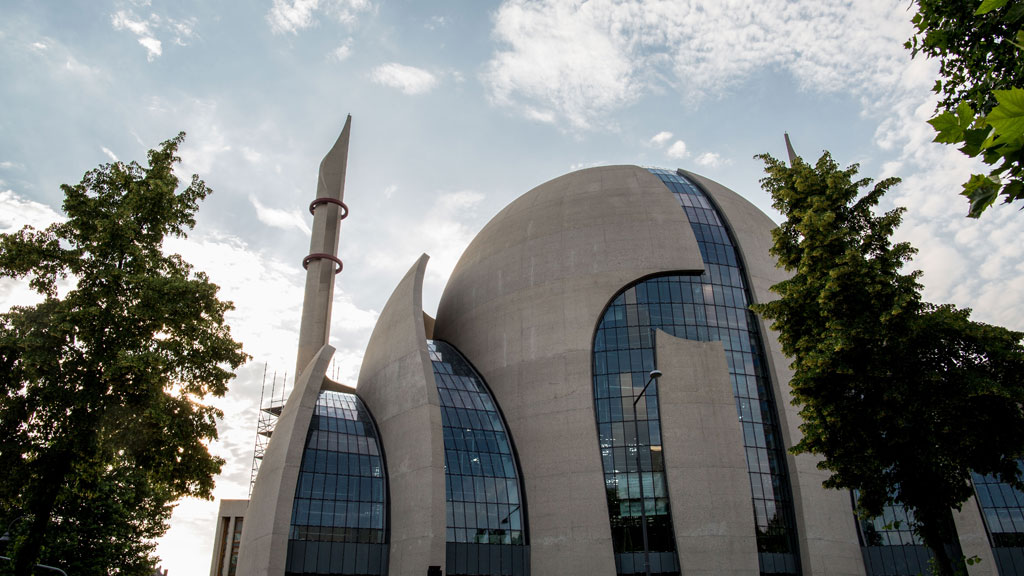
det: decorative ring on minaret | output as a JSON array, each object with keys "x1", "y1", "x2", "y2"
[
  {"x1": 303, "y1": 253, "x2": 343, "y2": 274},
  {"x1": 309, "y1": 198, "x2": 349, "y2": 219}
]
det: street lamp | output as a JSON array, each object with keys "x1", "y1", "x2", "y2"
[
  {"x1": 0, "y1": 515, "x2": 69, "y2": 576},
  {"x1": 632, "y1": 368, "x2": 662, "y2": 576}
]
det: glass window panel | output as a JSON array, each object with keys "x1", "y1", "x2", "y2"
[
  {"x1": 429, "y1": 340, "x2": 530, "y2": 575},
  {"x1": 587, "y1": 169, "x2": 802, "y2": 576},
  {"x1": 286, "y1": 391, "x2": 388, "y2": 574}
]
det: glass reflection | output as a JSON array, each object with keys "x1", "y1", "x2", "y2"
[{"x1": 430, "y1": 340, "x2": 530, "y2": 576}]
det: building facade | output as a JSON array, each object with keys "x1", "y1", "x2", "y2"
[{"x1": 223, "y1": 122, "x2": 1024, "y2": 576}]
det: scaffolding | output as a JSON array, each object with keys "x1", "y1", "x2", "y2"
[
  {"x1": 247, "y1": 357, "x2": 344, "y2": 496},
  {"x1": 249, "y1": 365, "x2": 288, "y2": 497}
]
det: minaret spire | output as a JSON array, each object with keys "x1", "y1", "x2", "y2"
[
  {"x1": 296, "y1": 115, "x2": 351, "y2": 379},
  {"x1": 784, "y1": 132, "x2": 798, "y2": 166}
]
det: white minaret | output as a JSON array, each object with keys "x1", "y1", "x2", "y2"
[{"x1": 295, "y1": 115, "x2": 350, "y2": 380}]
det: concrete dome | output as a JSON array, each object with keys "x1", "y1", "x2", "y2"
[{"x1": 429, "y1": 165, "x2": 866, "y2": 576}]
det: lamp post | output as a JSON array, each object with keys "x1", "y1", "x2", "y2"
[
  {"x1": 632, "y1": 368, "x2": 662, "y2": 576},
  {"x1": 0, "y1": 515, "x2": 69, "y2": 576}
]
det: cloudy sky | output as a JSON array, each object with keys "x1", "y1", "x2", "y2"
[{"x1": 2, "y1": 0, "x2": 1022, "y2": 573}]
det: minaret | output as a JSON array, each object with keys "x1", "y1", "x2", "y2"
[
  {"x1": 295, "y1": 115, "x2": 351, "y2": 379},
  {"x1": 784, "y1": 132, "x2": 798, "y2": 166}
]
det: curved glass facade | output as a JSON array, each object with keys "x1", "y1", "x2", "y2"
[
  {"x1": 286, "y1": 390, "x2": 388, "y2": 576},
  {"x1": 853, "y1": 495, "x2": 934, "y2": 575},
  {"x1": 429, "y1": 339, "x2": 530, "y2": 576},
  {"x1": 972, "y1": 466, "x2": 1024, "y2": 574},
  {"x1": 590, "y1": 168, "x2": 801, "y2": 575}
]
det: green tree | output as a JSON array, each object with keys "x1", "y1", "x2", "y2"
[
  {"x1": 0, "y1": 133, "x2": 248, "y2": 575},
  {"x1": 908, "y1": 0, "x2": 1024, "y2": 217},
  {"x1": 753, "y1": 151, "x2": 1024, "y2": 576}
]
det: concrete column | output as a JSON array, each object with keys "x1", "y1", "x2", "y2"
[
  {"x1": 657, "y1": 331, "x2": 759, "y2": 575},
  {"x1": 953, "y1": 496, "x2": 997, "y2": 575}
]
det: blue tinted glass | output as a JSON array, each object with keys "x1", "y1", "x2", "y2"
[
  {"x1": 589, "y1": 169, "x2": 802, "y2": 575},
  {"x1": 972, "y1": 465, "x2": 1024, "y2": 575},
  {"x1": 286, "y1": 391, "x2": 388, "y2": 575},
  {"x1": 851, "y1": 489, "x2": 966, "y2": 576},
  {"x1": 429, "y1": 340, "x2": 530, "y2": 576}
]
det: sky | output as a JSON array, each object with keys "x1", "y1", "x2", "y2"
[{"x1": 1, "y1": 0, "x2": 1023, "y2": 573}]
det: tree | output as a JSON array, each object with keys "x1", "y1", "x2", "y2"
[
  {"x1": 753, "y1": 151, "x2": 1024, "y2": 576},
  {"x1": 0, "y1": 133, "x2": 248, "y2": 576},
  {"x1": 907, "y1": 0, "x2": 1024, "y2": 217}
]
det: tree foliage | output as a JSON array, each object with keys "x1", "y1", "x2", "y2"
[
  {"x1": 753, "y1": 151, "x2": 1024, "y2": 576},
  {"x1": 0, "y1": 133, "x2": 248, "y2": 575},
  {"x1": 908, "y1": 0, "x2": 1024, "y2": 217}
]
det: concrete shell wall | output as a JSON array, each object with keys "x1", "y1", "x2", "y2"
[
  {"x1": 433, "y1": 165, "x2": 706, "y2": 575},
  {"x1": 356, "y1": 254, "x2": 447, "y2": 575}
]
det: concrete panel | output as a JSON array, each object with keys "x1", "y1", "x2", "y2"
[
  {"x1": 683, "y1": 170, "x2": 866, "y2": 575},
  {"x1": 656, "y1": 330, "x2": 759, "y2": 575},
  {"x1": 357, "y1": 254, "x2": 446, "y2": 576},
  {"x1": 434, "y1": 166, "x2": 706, "y2": 575},
  {"x1": 953, "y1": 496, "x2": 997, "y2": 575},
  {"x1": 237, "y1": 345, "x2": 335, "y2": 576}
]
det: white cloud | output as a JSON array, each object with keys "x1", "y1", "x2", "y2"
[
  {"x1": 249, "y1": 196, "x2": 312, "y2": 235},
  {"x1": 524, "y1": 107, "x2": 556, "y2": 124},
  {"x1": 18, "y1": 34, "x2": 101, "y2": 80},
  {"x1": 426, "y1": 15, "x2": 448, "y2": 30},
  {"x1": 0, "y1": 190, "x2": 63, "y2": 232},
  {"x1": 138, "y1": 37, "x2": 162, "y2": 60},
  {"x1": 330, "y1": 39, "x2": 353, "y2": 62},
  {"x1": 483, "y1": 0, "x2": 911, "y2": 129},
  {"x1": 0, "y1": 191, "x2": 67, "y2": 311},
  {"x1": 168, "y1": 17, "x2": 198, "y2": 45},
  {"x1": 649, "y1": 131, "x2": 672, "y2": 147},
  {"x1": 63, "y1": 54, "x2": 100, "y2": 78},
  {"x1": 666, "y1": 140, "x2": 687, "y2": 159},
  {"x1": 370, "y1": 63, "x2": 438, "y2": 95},
  {"x1": 174, "y1": 99, "x2": 232, "y2": 177},
  {"x1": 0, "y1": 162, "x2": 24, "y2": 170},
  {"x1": 240, "y1": 146, "x2": 263, "y2": 164},
  {"x1": 363, "y1": 189, "x2": 485, "y2": 289},
  {"x1": 695, "y1": 152, "x2": 722, "y2": 167},
  {"x1": 111, "y1": 9, "x2": 193, "y2": 61},
  {"x1": 111, "y1": 10, "x2": 152, "y2": 36},
  {"x1": 267, "y1": 0, "x2": 372, "y2": 34},
  {"x1": 484, "y1": 0, "x2": 641, "y2": 130},
  {"x1": 101, "y1": 146, "x2": 118, "y2": 161},
  {"x1": 268, "y1": 0, "x2": 319, "y2": 34}
]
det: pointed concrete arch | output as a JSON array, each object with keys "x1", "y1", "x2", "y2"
[
  {"x1": 237, "y1": 344, "x2": 337, "y2": 576},
  {"x1": 357, "y1": 254, "x2": 447, "y2": 575}
]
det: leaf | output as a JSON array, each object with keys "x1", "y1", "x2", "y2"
[
  {"x1": 962, "y1": 127, "x2": 992, "y2": 156},
  {"x1": 976, "y1": 0, "x2": 1010, "y2": 15},
  {"x1": 929, "y1": 111, "x2": 968, "y2": 144},
  {"x1": 1013, "y1": 30, "x2": 1024, "y2": 50},
  {"x1": 985, "y1": 89, "x2": 1024, "y2": 147},
  {"x1": 962, "y1": 173, "x2": 1001, "y2": 217}
]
